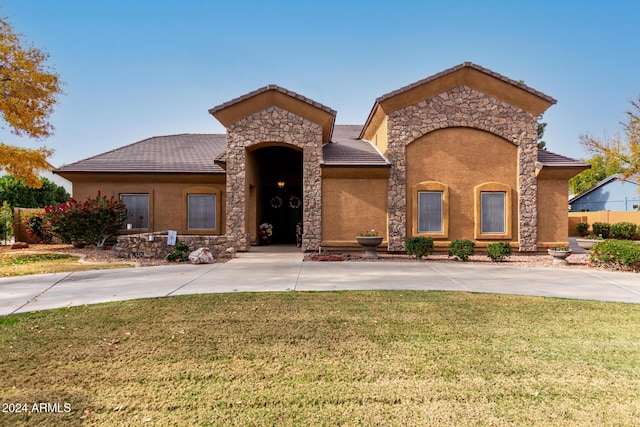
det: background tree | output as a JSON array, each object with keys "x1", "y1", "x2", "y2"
[
  {"x1": 0, "y1": 17, "x2": 61, "y2": 188},
  {"x1": 579, "y1": 95, "x2": 640, "y2": 178},
  {"x1": 0, "y1": 174, "x2": 69, "y2": 208},
  {"x1": 568, "y1": 154, "x2": 624, "y2": 195},
  {"x1": 0, "y1": 200, "x2": 13, "y2": 244},
  {"x1": 537, "y1": 115, "x2": 547, "y2": 150}
]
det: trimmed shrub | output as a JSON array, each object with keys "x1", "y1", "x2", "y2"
[
  {"x1": 610, "y1": 222, "x2": 637, "y2": 240},
  {"x1": 449, "y1": 239, "x2": 475, "y2": 261},
  {"x1": 592, "y1": 222, "x2": 611, "y2": 239},
  {"x1": 166, "y1": 242, "x2": 190, "y2": 262},
  {"x1": 576, "y1": 222, "x2": 589, "y2": 236},
  {"x1": 486, "y1": 242, "x2": 512, "y2": 262},
  {"x1": 590, "y1": 240, "x2": 640, "y2": 272},
  {"x1": 404, "y1": 236, "x2": 434, "y2": 259}
]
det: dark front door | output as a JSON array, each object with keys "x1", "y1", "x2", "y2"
[{"x1": 263, "y1": 186, "x2": 302, "y2": 244}]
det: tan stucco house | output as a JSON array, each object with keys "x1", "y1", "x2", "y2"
[{"x1": 55, "y1": 63, "x2": 588, "y2": 253}]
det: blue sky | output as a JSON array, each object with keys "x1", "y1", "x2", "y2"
[{"x1": 2, "y1": 0, "x2": 639, "y2": 167}]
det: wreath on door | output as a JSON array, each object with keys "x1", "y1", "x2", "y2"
[
  {"x1": 270, "y1": 196, "x2": 283, "y2": 209},
  {"x1": 289, "y1": 195, "x2": 301, "y2": 209}
]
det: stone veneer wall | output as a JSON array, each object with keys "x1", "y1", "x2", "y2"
[
  {"x1": 226, "y1": 106, "x2": 324, "y2": 251},
  {"x1": 114, "y1": 232, "x2": 235, "y2": 259},
  {"x1": 386, "y1": 85, "x2": 538, "y2": 252}
]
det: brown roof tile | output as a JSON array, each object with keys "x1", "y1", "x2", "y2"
[
  {"x1": 208, "y1": 84, "x2": 337, "y2": 116},
  {"x1": 376, "y1": 62, "x2": 557, "y2": 105},
  {"x1": 323, "y1": 125, "x2": 389, "y2": 166},
  {"x1": 536, "y1": 150, "x2": 589, "y2": 168},
  {"x1": 56, "y1": 134, "x2": 227, "y2": 174}
]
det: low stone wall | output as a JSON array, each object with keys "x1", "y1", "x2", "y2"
[{"x1": 114, "y1": 232, "x2": 235, "y2": 260}]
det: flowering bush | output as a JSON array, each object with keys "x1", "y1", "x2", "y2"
[
  {"x1": 590, "y1": 240, "x2": 640, "y2": 272},
  {"x1": 23, "y1": 211, "x2": 54, "y2": 243},
  {"x1": 26, "y1": 192, "x2": 127, "y2": 248},
  {"x1": 547, "y1": 245, "x2": 570, "y2": 251},
  {"x1": 610, "y1": 222, "x2": 637, "y2": 240},
  {"x1": 258, "y1": 223, "x2": 273, "y2": 239},
  {"x1": 359, "y1": 229, "x2": 379, "y2": 237}
]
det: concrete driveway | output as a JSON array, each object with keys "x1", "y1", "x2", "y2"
[{"x1": 1, "y1": 245, "x2": 640, "y2": 316}]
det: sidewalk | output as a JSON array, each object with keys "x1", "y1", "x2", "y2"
[{"x1": 1, "y1": 245, "x2": 640, "y2": 316}]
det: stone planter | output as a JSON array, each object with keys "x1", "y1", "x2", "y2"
[
  {"x1": 357, "y1": 236, "x2": 383, "y2": 259},
  {"x1": 575, "y1": 238, "x2": 601, "y2": 250},
  {"x1": 548, "y1": 249, "x2": 572, "y2": 266}
]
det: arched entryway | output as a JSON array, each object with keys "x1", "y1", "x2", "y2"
[{"x1": 247, "y1": 144, "x2": 303, "y2": 245}]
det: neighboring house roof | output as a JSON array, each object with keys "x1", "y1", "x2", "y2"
[
  {"x1": 55, "y1": 134, "x2": 227, "y2": 174},
  {"x1": 323, "y1": 125, "x2": 389, "y2": 166},
  {"x1": 568, "y1": 173, "x2": 640, "y2": 204}
]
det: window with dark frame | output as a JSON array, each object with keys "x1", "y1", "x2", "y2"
[{"x1": 188, "y1": 194, "x2": 216, "y2": 230}]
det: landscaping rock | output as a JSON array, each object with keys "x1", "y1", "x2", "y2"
[
  {"x1": 189, "y1": 247, "x2": 214, "y2": 264},
  {"x1": 11, "y1": 242, "x2": 29, "y2": 249}
]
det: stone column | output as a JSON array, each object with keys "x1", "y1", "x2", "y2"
[{"x1": 226, "y1": 106, "x2": 323, "y2": 252}]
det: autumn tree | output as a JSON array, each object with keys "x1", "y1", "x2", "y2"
[
  {"x1": 579, "y1": 95, "x2": 640, "y2": 178},
  {"x1": 0, "y1": 17, "x2": 61, "y2": 188}
]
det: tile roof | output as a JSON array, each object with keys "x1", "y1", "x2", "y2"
[
  {"x1": 536, "y1": 150, "x2": 590, "y2": 168},
  {"x1": 56, "y1": 134, "x2": 227, "y2": 174},
  {"x1": 323, "y1": 125, "x2": 389, "y2": 166},
  {"x1": 208, "y1": 84, "x2": 336, "y2": 116},
  {"x1": 376, "y1": 62, "x2": 557, "y2": 105}
]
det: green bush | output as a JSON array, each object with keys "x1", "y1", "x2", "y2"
[
  {"x1": 592, "y1": 222, "x2": 611, "y2": 239},
  {"x1": 404, "y1": 236, "x2": 434, "y2": 259},
  {"x1": 575, "y1": 222, "x2": 589, "y2": 236},
  {"x1": 610, "y1": 222, "x2": 637, "y2": 240},
  {"x1": 590, "y1": 239, "x2": 640, "y2": 272},
  {"x1": 166, "y1": 242, "x2": 190, "y2": 262},
  {"x1": 448, "y1": 239, "x2": 475, "y2": 261},
  {"x1": 486, "y1": 242, "x2": 512, "y2": 262}
]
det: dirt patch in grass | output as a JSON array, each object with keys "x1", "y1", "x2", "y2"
[
  {"x1": 0, "y1": 243, "x2": 219, "y2": 276},
  {"x1": 1, "y1": 292, "x2": 639, "y2": 426},
  {"x1": 0, "y1": 246, "x2": 133, "y2": 277}
]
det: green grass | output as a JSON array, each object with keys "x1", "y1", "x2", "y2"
[
  {"x1": 1, "y1": 291, "x2": 639, "y2": 426},
  {"x1": 0, "y1": 253, "x2": 74, "y2": 266},
  {"x1": 0, "y1": 252, "x2": 131, "y2": 277}
]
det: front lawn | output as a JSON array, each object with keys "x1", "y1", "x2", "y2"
[
  {"x1": 1, "y1": 291, "x2": 639, "y2": 426},
  {"x1": 0, "y1": 245, "x2": 132, "y2": 276}
]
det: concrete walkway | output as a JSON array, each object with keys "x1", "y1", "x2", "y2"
[{"x1": 1, "y1": 245, "x2": 640, "y2": 316}]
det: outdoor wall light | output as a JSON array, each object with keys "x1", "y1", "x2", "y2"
[{"x1": 277, "y1": 180, "x2": 285, "y2": 189}]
